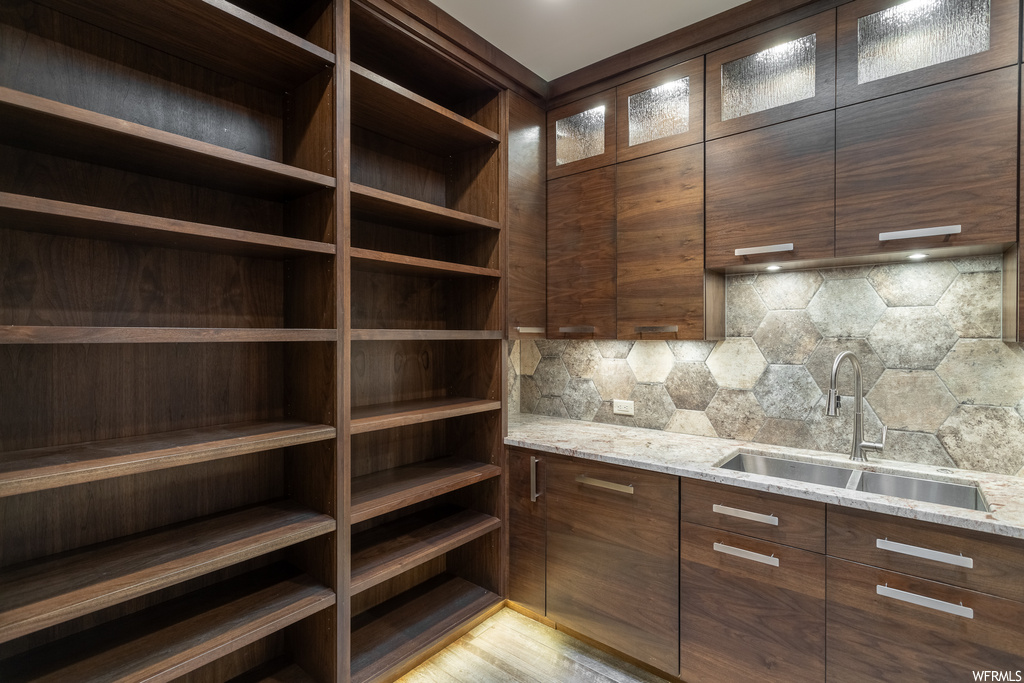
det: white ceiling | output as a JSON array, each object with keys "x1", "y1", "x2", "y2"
[{"x1": 429, "y1": 0, "x2": 750, "y2": 81}]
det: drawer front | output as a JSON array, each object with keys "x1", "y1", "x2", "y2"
[
  {"x1": 546, "y1": 456, "x2": 680, "y2": 675},
  {"x1": 827, "y1": 558, "x2": 1024, "y2": 681},
  {"x1": 680, "y1": 523, "x2": 825, "y2": 683},
  {"x1": 828, "y1": 506, "x2": 1024, "y2": 603},
  {"x1": 681, "y1": 478, "x2": 825, "y2": 552}
]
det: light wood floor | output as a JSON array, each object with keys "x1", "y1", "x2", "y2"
[{"x1": 397, "y1": 608, "x2": 671, "y2": 683}]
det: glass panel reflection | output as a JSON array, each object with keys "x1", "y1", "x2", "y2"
[
  {"x1": 555, "y1": 106, "x2": 605, "y2": 165},
  {"x1": 721, "y1": 35, "x2": 817, "y2": 120},
  {"x1": 628, "y1": 77, "x2": 690, "y2": 146}
]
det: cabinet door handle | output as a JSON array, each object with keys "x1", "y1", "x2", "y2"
[
  {"x1": 876, "y1": 538, "x2": 973, "y2": 569},
  {"x1": 712, "y1": 503, "x2": 778, "y2": 526},
  {"x1": 713, "y1": 542, "x2": 779, "y2": 567},
  {"x1": 876, "y1": 584, "x2": 973, "y2": 619},
  {"x1": 635, "y1": 325, "x2": 678, "y2": 333},
  {"x1": 575, "y1": 474, "x2": 633, "y2": 494},
  {"x1": 516, "y1": 326, "x2": 545, "y2": 334},
  {"x1": 530, "y1": 456, "x2": 540, "y2": 502},
  {"x1": 878, "y1": 225, "x2": 961, "y2": 241},
  {"x1": 734, "y1": 243, "x2": 794, "y2": 256},
  {"x1": 558, "y1": 325, "x2": 595, "y2": 334}
]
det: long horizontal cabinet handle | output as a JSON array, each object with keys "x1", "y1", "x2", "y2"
[
  {"x1": 575, "y1": 474, "x2": 633, "y2": 494},
  {"x1": 712, "y1": 503, "x2": 778, "y2": 526},
  {"x1": 876, "y1": 584, "x2": 974, "y2": 619},
  {"x1": 878, "y1": 225, "x2": 961, "y2": 241},
  {"x1": 734, "y1": 243, "x2": 793, "y2": 256},
  {"x1": 515, "y1": 326, "x2": 545, "y2": 334},
  {"x1": 558, "y1": 325, "x2": 595, "y2": 334},
  {"x1": 876, "y1": 538, "x2": 973, "y2": 569},
  {"x1": 635, "y1": 325, "x2": 678, "y2": 333},
  {"x1": 713, "y1": 542, "x2": 779, "y2": 567}
]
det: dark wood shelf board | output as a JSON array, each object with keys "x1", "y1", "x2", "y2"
[
  {"x1": 0, "y1": 88, "x2": 336, "y2": 200},
  {"x1": 34, "y1": 0, "x2": 335, "y2": 90},
  {"x1": 227, "y1": 660, "x2": 317, "y2": 683},
  {"x1": 350, "y1": 574, "x2": 501, "y2": 683},
  {"x1": 0, "y1": 193, "x2": 336, "y2": 257},
  {"x1": 0, "y1": 421, "x2": 336, "y2": 498},
  {"x1": 350, "y1": 508, "x2": 501, "y2": 595},
  {"x1": 350, "y1": 64, "x2": 499, "y2": 154},
  {"x1": 350, "y1": 329, "x2": 503, "y2": 341},
  {"x1": 350, "y1": 247, "x2": 500, "y2": 278},
  {"x1": 350, "y1": 183, "x2": 500, "y2": 234},
  {"x1": 0, "y1": 502, "x2": 336, "y2": 643},
  {"x1": 0, "y1": 566, "x2": 335, "y2": 683},
  {"x1": 350, "y1": 398, "x2": 502, "y2": 434},
  {"x1": 0, "y1": 326, "x2": 338, "y2": 344},
  {"x1": 351, "y1": 457, "x2": 502, "y2": 524}
]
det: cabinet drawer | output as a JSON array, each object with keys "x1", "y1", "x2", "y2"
[
  {"x1": 828, "y1": 506, "x2": 1024, "y2": 603},
  {"x1": 827, "y1": 558, "x2": 1024, "y2": 681},
  {"x1": 681, "y1": 523, "x2": 825, "y2": 683},
  {"x1": 681, "y1": 478, "x2": 825, "y2": 552}
]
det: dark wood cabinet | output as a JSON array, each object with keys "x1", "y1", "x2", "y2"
[
  {"x1": 547, "y1": 89, "x2": 616, "y2": 180},
  {"x1": 547, "y1": 166, "x2": 617, "y2": 338},
  {"x1": 706, "y1": 112, "x2": 836, "y2": 269},
  {"x1": 836, "y1": 67, "x2": 1018, "y2": 258},
  {"x1": 507, "y1": 448, "x2": 546, "y2": 615},
  {"x1": 546, "y1": 455, "x2": 680, "y2": 675},
  {"x1": 615, "y1": 59, "x2": 703, "y2": 162}
]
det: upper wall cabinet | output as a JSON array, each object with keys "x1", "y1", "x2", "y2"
[
  {"x1": 836, "y1": 0, "x2": 1019, "y2": 107},
  {"x1": 615, "y1": 59, "x2": 704, "y2": 162},
  {"x1": 706, "y1": 11, "x2": 836, "y2": 139},
  {"x1": 547, "y1": 89, "x2": 616, "y2": 180}
]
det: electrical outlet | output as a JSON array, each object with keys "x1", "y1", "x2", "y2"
[{"x1": 613, "y1": 399, "x2": 634, "y2": 416}]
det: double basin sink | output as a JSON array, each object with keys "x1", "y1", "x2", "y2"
[{"x1": 718, "y1": 452, "x2": 989, "y2": 512}]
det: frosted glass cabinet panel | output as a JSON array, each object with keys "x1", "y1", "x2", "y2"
[
  {"x1": 616, "y1": 59, "x2": 704, "y2": 162},
  {"x1": 555, "y1": 106, "x2": 605, "y2": 165},
  {"x1": 707, "y1": 12, "x2": 836, "y2": 139},
  {"x1": 547, "y1": 89, "x2": 616, "y2": 180},
  {"x1": 837, "y1": 0, "x2": 1018, "y2": 105}
]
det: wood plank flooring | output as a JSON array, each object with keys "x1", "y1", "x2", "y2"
[{"x1": 396, "y1": 608, "x2": 671, "y2": 683}]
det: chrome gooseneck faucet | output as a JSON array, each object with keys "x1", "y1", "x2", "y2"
[{"x1": 826, "y1": 351, "x2": 886, "y2": 461}]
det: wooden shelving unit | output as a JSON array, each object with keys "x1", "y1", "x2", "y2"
[
  {"x1": 350, "y1": 184, "x2": 501, "y2": 234},
  {"x1": 351, "y1": 248, "x2": 501, "y2": 278},
  {"x1": 350, "y1": 398, "x2": 502, "y2": 434},
  {"x1": 0, "y1": 327, "x2": 338, "y2": 344}
]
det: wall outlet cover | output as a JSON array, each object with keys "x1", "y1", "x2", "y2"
[{"x1": 613, "y1": 399, "x2": 635, "y2": 416}]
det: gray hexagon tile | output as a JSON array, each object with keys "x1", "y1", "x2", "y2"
[
  {"x1": 629, "y1": 384, "x2": 676, "y2": 430},
  {"x1": 706, "y1": 338, "x2": 767, "y2": 390},
  {"x1": 561, "y1": 378, "x2": 603, "y2": 421},
  {"x1": 752, "y1": 310, "x2": 821, "y2": 364},
  {"x1": 806, "y1": 338, "x2": 885, "y2": 394},
  {"x1": 726, "y1": 280, "x2": 767, "y2": 336},
  {"x1": 868, "y1": 307, "x2": 957, "y2": 369},
  {"x1": 665, "y1": 410, "x2": 718, "y2": 438},
  {"x1": 521, "y1": 340, "x2": 542, "y2": 376},
  {"x1": 508, "y1": 367, "x2": 520, "y2": 415},
  {"x1": 819, "y1": 265, "x2": 874, "y2": 280},
  {"x1": 535, "y1": 340, "x2": 567, "y2": 357},
  {"x1": 562, "y1": 341, "x2": 602, "y2": 379},
  {"x1": 593, "y1": 402, "x2": 636, "y2": 427},
  {"x1": 509, "y1": 340, "x2": 521, "y2": 375},
  {"x1": 936, "y1": 340, "x2": 1024, "y2": 406},
  {"x1": 533, "y1": 397, "x2": 569, "y2": 419},
  {"x1": 937, "y1": 272, "x2": 1002, "y2": 339},
  {"x1": 866, "y1": 261, "x2": 957, "y2": 307},
  {"x1": 882, "y1": 431, "x2": 956, "y2": 468},
  {"x1": 521, "y1": 376, "x2": 540, "y2": 413},
  {"x1": 952, "y1": 254, "x2": 1001, "y2": 273},
  {"x1": 597, "y1": 340, "x2": 633, "y2": 358},
  {"x1": 730, "y1": 273, "x2": 757, "y2": 285},
  {"x1": 753, "y1": 270, "x2": 823, "y2": 310},
  {"x1": 591, "y1": 358, "x2": 637, "y2": 401},
  {"x1": 753, "y1": 365, "x2": 821, "y2": 420},
  {"x1": 807, "y1": 279, "x2": 886, "y2": 338},
  {"x1": 665, "y1": 362, "x2": 718, "y2": 411},
  {"x1": 706, "y1": 389, "x2": 765, "y2": 440},
  {"x1": 626, "y1": 341, "x2": 675, "y2": 383},
  {"x1": 754, "y1": 419, "x2": 817, "y2": 450},
  {"x1": 667, "y1": 340, "x2": 717, "y2": 362},
  {"x1": 938, "y1": 406, "x2": 1024, "y2": 474},
  {"x1": 866, "y1": 370, "x2": 956, "y2": 432},
  {"x1": 532, "y1": 357, "x2": 569, "y2": 396},
  {"x1": 806, "y1": 394, "x2": 884, "y2": 455}
]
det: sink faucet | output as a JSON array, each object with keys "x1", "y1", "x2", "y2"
[{"x1": 826, "y1": 351, "x2": 886, "y2": 462}]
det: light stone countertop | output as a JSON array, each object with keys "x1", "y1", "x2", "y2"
[{"x1": 507, "y1": 413, "x2": 1024, "y2": 541}]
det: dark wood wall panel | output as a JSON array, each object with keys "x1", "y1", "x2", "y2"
[
  {"x1": 350, "y1": 126, "x2": 447, "y2": 207},
  {"x1": 350, "y1": 270, "x2": 499, "y2": 330},
  {"x1": 446, "y1": 144, "x2": 500, "y2": 222}
]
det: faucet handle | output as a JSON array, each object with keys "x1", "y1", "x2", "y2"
[{"x1": 863, "y1": 424, "x2": 887, "y2": 453}]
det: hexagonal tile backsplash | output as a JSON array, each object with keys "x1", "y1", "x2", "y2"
[{"x1": 511, "y1": 256, "x2": 1024, "y2": 476}]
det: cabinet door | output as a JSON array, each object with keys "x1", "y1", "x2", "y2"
[
  {"x1": 616, "y1": 146, "x2": 704, "y2": 339},
  {"x1": 507, "y1": 448, "x2": 546, "y2": 614},
  {"x1": 616, "y1": 59, "x2": 703, "y2": 162},
  {"x1": 547, "y1": 167, "x2": 616, "y2": 338},
  {"x1": 546, "y1": 456, "x2": 680, "y2": 674},
  {"x1": 827, "y1": 558, "x2": 1024, "y2": 681},
  {"x1": 547, "y1": 89, "x2": 616, "y2": 180},
  {"x1": 836, "y1": 67, "x2": 1017, "y2": 258},
  {"x1": 680, "y1": 523, "x2": 826, "y2": 683},
  {"x1": 837, "y1": 0, "x2": 1019, "y2": 107},
  {"x1": 706, "y1": 112, "x2": 835, "y2": 269}
]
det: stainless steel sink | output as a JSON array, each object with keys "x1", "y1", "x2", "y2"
[{"x1": 717, "y1": 453, "x2": 857, "y2": 488}]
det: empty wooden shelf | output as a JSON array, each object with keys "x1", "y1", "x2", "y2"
[
  {"x1": 0, "y1": 501, "x2": 336, "y2": 643},
  {"x1": 350, "y1": 329, "x2": 503, "y2": 341},
  {"x1": 0, "y1": 326, "x2": 338, "y2": 344},
  {"x1": 350, "y1": 398, "x2": 502, "y2": 434},
  {"x1": 350, "y1": 184, "x2": 500, "y2": 234},
  {"x1": 350, "y1": 248, "x2": 500, "y2": 278},
  {"x1": 227, "y1": 660, "x2": 318, "y2": 683}
]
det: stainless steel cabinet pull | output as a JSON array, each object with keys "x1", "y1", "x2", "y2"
[
  {"x1": 735, "y1": 243, "x2": 794, "y2": 256},
  {"x1": 876, "y1": 538, "x2": 973, "y2": 569},
  {"x1": 878, "y1": 225, "x2": 961, "y2": 241},
  {"x1": 516, "y1": 326, "x2": 545, "y2": 334},
  {"x1": 575, "y1": 474, "x2": 633, "y2": 494},
  {"x1": 713, "y1": 542, "x2": 779, "y2": 567},
  {"x1": 635, "y1": 325, "x2": 678, "y2": 333},
  {"x1": 530, "y1": 456, "x2": 540, "y2": 502},
  {"x1": 876, "y1": 584, "x2": 973, "y2": 619},
  {"x1": 558, "y1": 325, "x2": 595, "y2": 334},
  {"x1": 713, "y1": 504, "x2": 778, "y2": 526}
]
